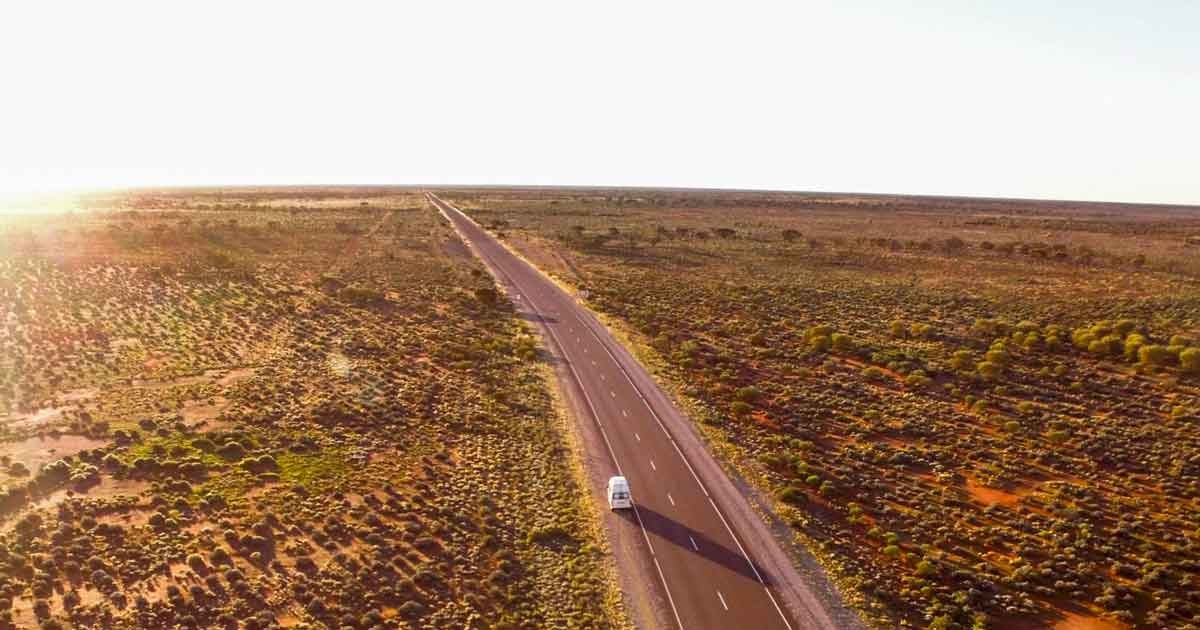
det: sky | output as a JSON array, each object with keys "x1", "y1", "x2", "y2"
[{"x1": 0, "y1": 1, "x2": 1197, "y2": 205}]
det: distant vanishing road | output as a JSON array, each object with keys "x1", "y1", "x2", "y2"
[{"x1": 429, "y1": 193, "x2": 861, "y2": 630}]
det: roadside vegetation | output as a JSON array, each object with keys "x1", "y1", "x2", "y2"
[
  {"x1": 445, "y1": 187, "x2": 1200, "y2": 630},
  {"x1": 0, "y1": 189, "x2": 626, "y2": 629}
]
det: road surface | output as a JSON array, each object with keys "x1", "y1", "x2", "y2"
[{"x1": 429, "y1": 193, "x2": 860, "y2": 630}]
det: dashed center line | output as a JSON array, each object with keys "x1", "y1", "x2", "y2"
[
  {"x1": 634, "y1": 433, "x2": 641, "y2": 442},
  {"x1": 650, "y1": 460, "x2": 656, "y2": 471},
  {"x1": 622, "y1": 409, "x2": 628, "y2": 417},
  {"x1": 717, "y1": 590, "x2": 729, "y2": 611},
  {"x1": 689, "y1": 536, "x2": 699, "y2": 551},
  {"x1": 667, "y1": 493, "x2": 675, "y2": 506},
  {"x1": 610, "y1": 390, "x2": 616, "y2": 397}
]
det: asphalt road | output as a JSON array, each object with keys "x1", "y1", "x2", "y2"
[{"x1": 429, "y1": 193, "x2": 857, "y2": 630}]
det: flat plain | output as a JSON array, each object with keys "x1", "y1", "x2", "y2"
[
  {"x1": 441, "y1": 187, "x2": 1200, "y2": 630},
  {"x1": 0, "y1": 189, "x2": 627, "y2": 629}
]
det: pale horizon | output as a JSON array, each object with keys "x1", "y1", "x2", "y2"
[{"x1": 2, "y1": 1, "x2": 1197, "y2": 205}]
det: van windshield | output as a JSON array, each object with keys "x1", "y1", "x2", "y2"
[{"x1": 613, "y1": 491, "x2": 629, "y2": 500}]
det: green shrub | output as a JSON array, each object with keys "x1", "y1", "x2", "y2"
[
  {"x1": 831, "y1": 333, "x2": 855, "y2": 353},
  {"x1": 977, "y1": 361, "x2": 1002, "y2": 380},
  {"x1": 734, "y1": 386, "x2": 761, "y2": 402},
  {"x1": 777, "y1": 486, "x2": 807, "y2": 505},
  {"x1": 862, "y1": 366, "x2": 887, "y2": 381},
  {"x1": 1181, "y1": 347, "x2": 1200, "y2": 374},
  {"x1": 1124, "y1": 334, "x2": 1147, "y2": 361},
  {"x1": 985, "y1": 345, "x2": 1010, "y2": 366},
  {"x1": 904, "y1": 370, "x2": 931, "y2": 389},
  {"x1": 1138, "y1": 344, "x2": 1175, "y2": 367},
  {"x1": 951, "y1": 350, "x2": 974, "y2": 371},
  {"x1": 915, "y1": 559, "x2": 937, "y2": 577},
  {"x1": 217, "y1": 441, "x2": 246, "y2": 460}
]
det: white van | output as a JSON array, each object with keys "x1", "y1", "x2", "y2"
[{"x1": 607, "y1": 476, "x2": 632, "y2": 510}]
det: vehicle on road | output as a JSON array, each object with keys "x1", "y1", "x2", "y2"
[{"x1": 607, "y1": 475, "x2": 632, "y2": 509}]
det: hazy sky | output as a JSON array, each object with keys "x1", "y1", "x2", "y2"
[{"x1": 1, "y1": 1, "x2": 1197, "y2": 204}]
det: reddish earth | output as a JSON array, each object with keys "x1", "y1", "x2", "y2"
[{"x1": 964, "y1": 474, "x2": 1030, "y2": 506}]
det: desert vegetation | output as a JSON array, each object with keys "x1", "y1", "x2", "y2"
[
  {"x1": 0, "y1": 188, "x2": 625, "y2": 629},
  {"x1": 443, "y1": 187, "x2": 1200, "y2": 629}
]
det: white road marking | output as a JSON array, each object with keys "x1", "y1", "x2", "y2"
[
  {"x1": 765, "y1": 588, "x2": 795, "y2": 630},
  {"x1": 622, "y1": 409, "x2": 628, "y2": 417},
  {"x1": 717, "y1": 590, "x2": 728, "y2": 611},
  {"x1": 650, "y1": 460, "x2": 656, "y2": 471},
  {"x1": 600, "y1": 374, "x2": 605, "y2": 380},
  {"x1": 610, "y1": 390, "x2": 616, "y2": 397},
  {"x1": 591, "y1": 360, "x2": 597, "y2": 366},
  {"x1": 433, "y1": 194, "x2": 769, "y2": 630},
  {"x1": 689, "y1": 536, "x2": 699, "y2": 551},
  {"x1": 667, "y1": 493, "x2": 675, "y2": 506},
  {"x1": 634, "y1": 433, "x2": 641, "y2": 442},
  {"x1": 563, "y1": 304, "x2": 797, "y2": 628}
]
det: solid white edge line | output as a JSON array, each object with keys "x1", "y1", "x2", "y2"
[
  {"x1": 565, "y1": 277, "x2": 799, "y2": 626},
  {"x1": 765, "y1": 587, "x2": 795, "y2": 630},
  {"x1": 570, "y1": 275, "x2": 798, "y2": 626},
  {"x1": 655, "y1": 557, "x2": 686, "y2": 630}
]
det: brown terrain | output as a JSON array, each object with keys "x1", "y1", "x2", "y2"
[
  {"x1": 437, "y1": 186, "x2": 1200, "y2": 630},
  {"x1": 0, "y1": 188, "x2": 629, "y2": 629}
]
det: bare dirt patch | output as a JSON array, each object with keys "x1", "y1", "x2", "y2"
[
  {"x1": 1, "y1": 434, "x2": 108, "y2": 484},
  {"x1": 964, "y1": 474, "x2": 1031, "y2": 506}
]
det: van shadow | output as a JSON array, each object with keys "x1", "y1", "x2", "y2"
[
  {"x1": 617, "y1": 504, "x2": 772, "y2": 585},
  {"x1": 516, "y1": 310, "x2": 559, "y2": 325}
]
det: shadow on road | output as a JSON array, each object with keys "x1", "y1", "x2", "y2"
[
  {"x1": 618, "y1": 504, "x2": 773, "y2": 585},
  {"x1": 516, "y1": 310, "x2": 559, "y2": 325}
]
